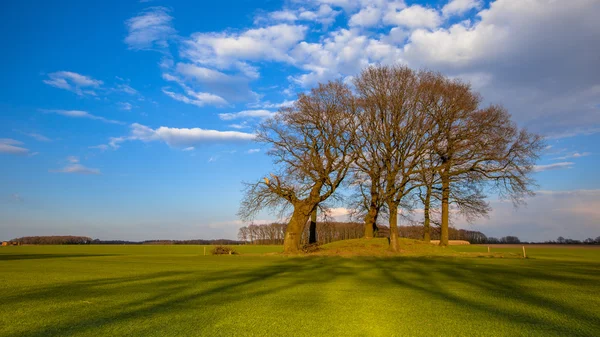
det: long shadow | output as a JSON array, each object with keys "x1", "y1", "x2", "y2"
[
  {"x1": 4, "y1": 255, "x2": 600, "y2": 336},
  {"x1": 367, "y1": 257, "x2": 600, "y2": 336},
  {"x1": 0, "y1": 254, "x2": 118, "y2": 261},
  {"x1": 9, "y1": 257, "x2": 349, "y2": 336}
]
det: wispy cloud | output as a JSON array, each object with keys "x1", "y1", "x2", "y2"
[
  {"x1": 162, "y1": 88, "x2": 227, "y2": 107},
  {"x1": 17, "y1": 131, "x2": 51, "y2": 142},
  {"x1": 50, "y1": 156, "x2": 101, "y2": 175},
  {"x1": 125, "y1": 6, "x2": 175, "y2": 50},
  {"x1": 533, "y1": 162, "x2": 574, "y2": 172},
  {"x1": 118, "y1": 102, "x2": 133, "y2": 111},
  {"x1": 0, "y1": 138, "x2": 30, "y2": 155},
  {"x1": 218, "y1": 109, "x2": 276, "y2": 121},
  {"x1": 246, "y1": 148, "x2": 260, "y2": 154},
  {"x1": 43, "y1": 71, "x2": 103, "y2": 96},
  {"x1": 554, "y1": 152, "x2": 591, "y2": 160},
  {"x1": 41, "y1": 109, "x2": 124, "y2": 125}
]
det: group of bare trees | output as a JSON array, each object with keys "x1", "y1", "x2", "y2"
[{"x1": 239, "y1": 65, "x2": 543, "y2": 253}]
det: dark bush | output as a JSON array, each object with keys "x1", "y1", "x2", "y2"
[
  {"x1": 212, "y1": 246, "x2": 238, "y2": 255},
  {"x1": 301, "y1": 243, "x2": 321, "y2": 253}
]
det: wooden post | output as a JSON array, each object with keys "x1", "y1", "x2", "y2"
[
  {"x1": 522, "y1": 246, "x2": 527, "y2": 258},
  {"x1": 204, "y1": 247, "x2": 206, "y2": 256},
  {"x1": 487, "y1": 246, "x2": 490, "y2": 253}
]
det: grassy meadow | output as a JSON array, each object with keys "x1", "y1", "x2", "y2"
[{"x1": 1, "y1": 240, "x2": 599, "y2": 336}]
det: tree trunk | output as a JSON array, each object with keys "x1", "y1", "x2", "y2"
[
  {"x1": 440, "y1": 175, "x2": 450, "y2": 247},
  {"x1": 283, "y1": 205, "x2": 311, "y2": 253},
  {"x1": 388, "y1": 201, "x2": 400, "y2": 252},
  {"x1": 308, "y1": 208, "x2": 317, "y2": 244},
  {"x1": 423, "y1": 186, "x2": 431, "y2": 243},
  {"x1": 364, "y1": 188, "x2": 380, "y2": 239}
]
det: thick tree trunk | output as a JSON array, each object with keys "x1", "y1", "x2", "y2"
[
  {"x1": 283, "y1": 205, "x2": 311, "y2": 253},
  {"x1": 423, "y1": 186, "x2": 431, "y2": 243},
  {"x1": 388, "y1": 201, "x2": 400, "y2": 252},
  {"x1": 364, "y1": 188, "x2": 380, "y2": 239},
  {"x1": 440, "y1": 175, "x2": 450, "y2": 247},
  {"x1": 308, "y1": 208, "x2": 317, "y2": 244}
]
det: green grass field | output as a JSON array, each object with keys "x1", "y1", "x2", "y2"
[{"x1": 1, "y1": 240, "x2": 599, "y2": 336}]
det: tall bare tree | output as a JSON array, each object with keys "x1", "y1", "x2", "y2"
[
  {"x1": 238, "y1": 81, "x2": 357, "y2": 253},
  {"x1": 420, "y1": 72, "x2": 544, "y2": 246},
  {"x1": 353, "y1": 65, "x2": 433, "y2": 251}
]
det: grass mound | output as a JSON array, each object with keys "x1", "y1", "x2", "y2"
[{"x1": 314, "y1": 237, "x2": 521, "y2": 258}]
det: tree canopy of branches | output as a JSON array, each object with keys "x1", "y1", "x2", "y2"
[
  {"x1": 238, "y1": 81, "x2": 358, "y2": 253},
  {"x1": 352, "y1": 66, "x2": 433, "y2": 251},
  {"x1": 239, "y1": 65, "x2": 543, "y2": 252},
  {"x1": 421, "y1": 71, "x2": 544, "y2": 246}
]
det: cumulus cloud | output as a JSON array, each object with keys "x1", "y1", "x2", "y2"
[
  {"x1": 43, "y1": 71, "x2": 103, "y2": 96},
  {"x1": 181, "y1": 24, "x2": 307, "y2": 70},
  {"x1": 349, "y1": 6, "x2": 382, "y2": 27},
  {"x1": 442, "y1": 0, "x2": 482, "y2": 17},
  {"x1": 0, "y1": 139, "x2": 30, "y2": 155},
  {"x1": 402, "y1": 0, "x2": 600, "y2": 134},
  {"x1": 125, "y1": 6, "x2": 175, "y2": 50},
  {"x1": 107, "y1": 123, "x2": 255, "y2": 149},
  {"x1": 383, "y1": 5, "x2": 441, "y2": 29},
  {"x1": 218, "y1": 109, "x2": 276, "y2": 121},
  {"x1": 41, "y1": 109, "x2": 124, "y2": 125}
]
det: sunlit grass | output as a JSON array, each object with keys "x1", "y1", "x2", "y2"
[{"x1": 1, "y1": 244, "x2": 599, "y2": 336}]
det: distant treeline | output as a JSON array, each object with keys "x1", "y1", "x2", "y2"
[
  {"x1": 11, "y1": 236, "x2": 93, "y2": 245},
  {"x1": 9, "y1": 233, "x2": 599, "y2": 246},
  {"x1": 238, "y1": 222, "x2": 497, "y2": 245},
  {"x1": 9, "y1": 236, "x2": 243, "y2": 245}
]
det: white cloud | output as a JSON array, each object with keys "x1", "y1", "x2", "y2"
[
  {"x1": 50, "y1": 156, "x2": 100, "y2": 175},
  {"x1": 442, "y1": 0, "x2": 482, "y2": 17},
  {"x1": 383, "y1": 5, "x2": 441, "y2": 29},
  {"x1": 246, "y1": 148, "x2": 260, "y2": 154},
  {"x1": 402, "y1": 0, "x2": 600, "y2": 134},
  {"x1": 0, "y1": 139, "x2": 29, "y2": 155},
  {"x1": 115, "y1": 83, "x2": 139, "y2": 95},
  {"x1": 43, "y1": 71, "x2": 103, "y2": 96},
  {"x1": 118, "y1": 102, "x2": 133, "y2": 111},
  {"x1": 89, "y1": 144, "x2": 109, "y2": 151},
  {"x1": 162, "y1": 88, "x2": 228, "y2": 107},
  {"x1": 19, "y1": 132, "x2": 51, "y2": 142},
  {"x1": 182, "y1": 146, "x2": 195, "y2": 151},
  {"x1": 171, "y1": 63, "x2": 258, "y2": 102},
  {"x1": 554, "y1": 152, "x2": 591, "y2": 160},
  {"x1": 107, "y1": 123, "x2": 255, "y2": 149},
  {"x1": 181, "y1": 24, "x2": 307, "y2": 69},
  {"x1": 41, "y1": 109, "x2": 124, "y2": 125},
  {"x1": 349, "y1": 6, "x2": 382, "y2": 27},
  {"x1": 533, "y1": 162, "x2": 574, "y2": 172},
  {"x1": 125, "y1": 6, "x2": 175, "y2": 50},
  {"x1": 218, "y1": 109, "x2": 276, "y2": 121},
  {"x1": 268, "y1": 10, "x2": 298, "y2": 22}
]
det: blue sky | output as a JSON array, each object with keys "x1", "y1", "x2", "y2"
[{"x1": 1, "y1": 0, "x2": 599, "y2": 242}]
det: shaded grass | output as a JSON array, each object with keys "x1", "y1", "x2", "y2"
[{"x1": 0, "y1": 244, "x2": 599, "y2": 336}]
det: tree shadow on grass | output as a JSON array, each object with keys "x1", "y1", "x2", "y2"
[{"x1": 3, "y1": 256, "x2": 599, "y2": 336}]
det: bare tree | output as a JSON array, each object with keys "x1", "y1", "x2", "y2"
[
  {"x1": 238, "y1": 81, "x2": 357, "y2": 253},
  {"x1": 352, "y1": 65, "x2": 433, "y2": 251},
  {"x1": 420, "y1": 71, "x2": 544, "y2": 246}
]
